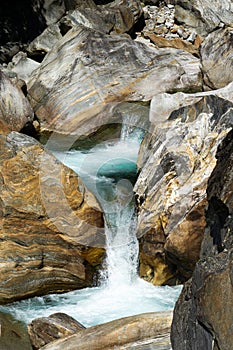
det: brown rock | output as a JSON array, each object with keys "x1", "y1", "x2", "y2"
[
  {"x1": 0, "y1": 71, "x2": 34, "y2": 133},
  {"x1": 39, "y1": 311, "x2": 173, "y2": 350},
  {"x1": 144, "y1": 31, "x2": 202, "y2": 55},
  {"x1": 28, "y1": 313, "x2": 85, "y2": 349},
  {"x1": 0, "y1": 132, "x2": 104, "y2": 304}
]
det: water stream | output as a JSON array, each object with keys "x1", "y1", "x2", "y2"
[{"x1": 0, "y1": 124, "x2": 182, "y2": 327}]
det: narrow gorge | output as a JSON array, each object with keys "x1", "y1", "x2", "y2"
[{"x1": 0, "y1": 1, "x2": 233, "y2": 349}]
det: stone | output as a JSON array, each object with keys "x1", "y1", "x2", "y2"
[
  {"x1": 171, "y1": 128, "x2": 233, "y2": 350},
  {"x1": 27, "y1": 26, "x2": 201, "y2": 136},
  {"x1": 28, "y1": 313, "x2": 85, "y2": 349},
  {"x1": 171, "y1": 0, "x2": 233, "y2": 36},
  {"x1": 200, "y1": 27, "x2": 233, "y2": 90},
  {"x1": 0, "y1": 132, "x2": 104, "y2": 304},
  {"x1": 39, "y1": 311, "x2": 173, "y2": 350},
  {"x1": 135, "y1": 90, "x2": 233, "y2": 285},
  {"x1": 7, "y1": 51, "x2": 40, "y2": 83},
  {"x1": 0, "y1": 71, "x2": 34, "y2": 133},
  {"x1": 143, "y1": 31, "x2": 202, "y2": 55},
  {"x1": 0, "y1": 312, "x2": 32, "y2": 350}
]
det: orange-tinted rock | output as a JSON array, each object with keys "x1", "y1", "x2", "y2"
[{"x1": 0, "y1": 132, "x2": 104, "y2": 304}]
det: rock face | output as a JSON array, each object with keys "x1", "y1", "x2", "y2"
[
  {"x1": 28, "y1": 313, "x2": 85, "y2": 350},
  {"x1": 0, "y1": 71, "x2": 34, "y2": 133},
  {"x1": 27, "y1": 26, "x2": 201, "y2": 136},
  {"x1": 200, "y1": 27, "x2": 233, "y2": 90},
  {"x1": 39, "y1": 311, "x2": 173, "y2": 350},
  {"x1": 170, "y1": 0, "x2": 233, "y2": 36},
  {"x1": 171, "y1": 128, "x2": 233, "y2": 350},
  {"x1": 0, "y1": 312, "x2": 32, "y2": 350},
  {"x1": 134, "y1": 90, "x2": 233, "y2": 285},
  {"x1": 0, "y1": 132, "x2": 104, "y2": 304}
]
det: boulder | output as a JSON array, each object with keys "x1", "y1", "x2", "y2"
[
  {"x1": 0, "y1": 132, "x2": 104, "y2": 304},
  {"x1": 171, "y1": 128, "x2": 233, "y2": 350},
  {"x1": 39, "y1": 311, "x2": 173, "y2": 350},
  {"x1": 28, "y1": 313, "x2": 85, "y2": 349},
  {"x1": 170, "y1": 0, "x2": 233, "y2": 36},
  {"x1": 200, "y1": 27, "x2": 233, "y2": 90},
  {"x1": 134, "y1": 89, "x2": 233, "y2": 285},
  {"x1": 27, "y1": 26, "x2": 201, "y2": 136},
  {"x1": 0, "y1": 71, "x2": 34, "y2": 133}
]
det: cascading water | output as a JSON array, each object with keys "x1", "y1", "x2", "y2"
[{"x1": 0, "y1": 120, "x2": 182, "y2": 327}]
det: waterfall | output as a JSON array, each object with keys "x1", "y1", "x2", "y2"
[{"x1": 0, "y1": 120, "x2": 182, "y2": 327}]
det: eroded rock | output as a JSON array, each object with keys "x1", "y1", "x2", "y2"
[
  {"x1": 135, "y1": 91, "x2": 233, "y2": 285},
  {"x1": 27, "y1": 26, "x2": 201, "y2": 136},
  {"x1": 0, "y1": 132, "x2": 104, "y2": 304},
  {"x1": 170, "y1": 0, "x2": 233, "y2": 36},
  {"x1": 28, "y1": 313, "x2": 85, "y2": 349},
  {"x1": 201, "y1": 27, "x2": 233, "y2": 90},
  {"x1": 39, "y1": 311, "x2": 173, "y2": 350},
  {"x1": 171, "y1": 128, "x2": 233, "y2": 350},
  {"x1": 0, "y1": 71, "x2": 34, "y2": 133}
]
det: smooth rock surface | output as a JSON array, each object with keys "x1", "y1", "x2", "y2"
[
  {"x1": 0, "y1": 132, "x2": 104, "y2": 304},
  {"x1": 0, "y1": 312, "x2": 32, "y2": 350},
  {"x1": 28, "y1": 313, "x2": 85, "y2": 349},
  {"x1": 200, "y1": 27, "x2": 233, "y2": 90},
  {"x1": 0, "y1": 71, "x2": 34, "y2": 133},
  {"x1": 135, "y1": 92, "x2": 233, "y2": 284},
  {"x1": 39, "y1": 311, "x2": 172, "y2": 350},
  {"x1": 171, "y1": 128, "x2": 233, "y2": 350},
  {"x1": 27, "y1": 26, "x2": 201, "y2": 136},
  {"x1": 170, "y1": 0, "x2": 233, "y2": 36}
]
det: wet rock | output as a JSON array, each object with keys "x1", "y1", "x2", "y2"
[
  {"x1": 0, "y1": 71, "x2": 34, "y2": 133},
  {"x1": 27, "y1": 26, "x2": 201, "y2": 136},
  {"x1": 0, "y1": 132, "x2": 104, "y2": 304},
  {"x1": 39, "y1": 311, "x2": 173, "y2": 350},
  {"x1": 171, "y1": 0, "x2": 233, "y2": 36},
  {"x1": 28, "y1": 313, "x2": 85, "y2": 349},
  {"x1": 135, "y1": 89, "x2": 233, "y2": 285},
  {"x1": 201, "y1": 27, "x2": 233, "y2": 90},
  {"x1": 171, "y1": 128, "x2": 233, "y2": 350}
]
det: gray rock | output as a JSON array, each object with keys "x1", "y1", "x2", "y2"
[
  {"x1": 171, "y1": 0, "x2": 233, "y2": 36},
  {"x1": 171, "y1": 127, "x2": 233, "y2": 350},
  {"x1": 201, "y1": 27, "x2": 233, "y2": 90},
  {"x1": 0, "y1": 71, "x2": 34, "y2": 133},
  {"x1": 27, "y1": 26, "x2": 201, "y2": 137},
  {"x1": 135, "y1": 87, "x2": 233, "y2": 285},
  {"x1": 7, "y1": 52, "x2": 40, "y2": 83}
]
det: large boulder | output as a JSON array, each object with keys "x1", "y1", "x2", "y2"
[
  {"x1": 0, "y1": 71, "x2": 34, "y2": 133},
  {"x1": 0, "y1": 132, "x2": 104, "y2": 304},
  {"x1": 27, "y1": 26, "x2": 201, "y2": 136},
  {"x1": 171, "y1": 128, "x2": 233, "y2": 350},
  {"x1": 134, "y1": 86, "x2": 233, "y2": 285},
  {"x1": 169, "y1": 0, "x2": 233, "y2": 36},
  {"x1": 200, "y1": 27, "x2": 233, "y2": 90},
  {"x1": 39, "y1": 311, "x2": 173, "y2": 350}
]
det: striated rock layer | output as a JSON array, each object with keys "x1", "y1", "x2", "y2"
[
  {"x1": 27, "y1": 26, "x2": 201, "y2": 136},
  {"x1": 0, "y1": 132, "x2": 104, "y2": 304},
  {"x1": 39, "y1": 311, "x2": 173, "y2": 350},
  {"x1": 171, "y1": 128, "x2": 233, "y2": 350},
  {"x1": 135, "y1": 88, "x2": 233, "y2": 285}
]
